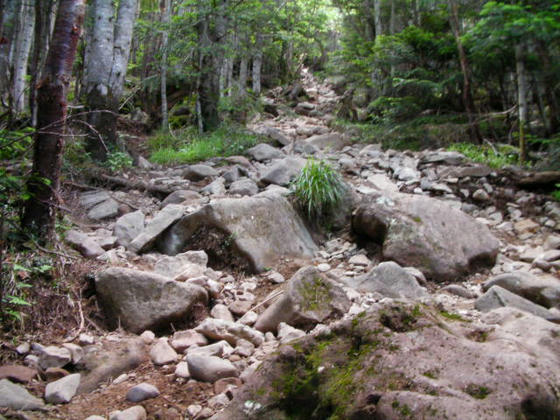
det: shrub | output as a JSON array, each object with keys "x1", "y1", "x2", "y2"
[
  {"x1": 291, "y1": 159, "x2": 347, "y2": 221},
  {"x1": 448, "y1": 142, "x2": 518, "y2": 169}
]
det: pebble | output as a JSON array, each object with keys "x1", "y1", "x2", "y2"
[
  {"x1": 110, "y1": 405, "x2": 147, "y2": 420},
  {"x1": 150, "y1": 338, "x2": 178, "y2": 365},
  {"x1": 126, "y1": 383, "x2": 160, "y2": 402}
]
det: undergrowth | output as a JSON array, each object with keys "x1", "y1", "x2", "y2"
[
  {"x1": 448, "y1": 142, "x2": 519, "y2": 168},
  {"x1": 149, "y1": 124, "x2": 263, "y2": 165}
]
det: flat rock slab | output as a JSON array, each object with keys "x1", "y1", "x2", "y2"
[
  {"x1": 353, "y1": 192, "x2": 500, "y2": 281},
  {"x1": 95, "y1": 267, "x2": 208, "y2": 333},
  {"x1": 0, "y1": 365, "x2": 37, "y2": 383},
  {"x1": 0, "y1": 379, "x2": 45, "y2": 411},
  {"x1": 88, "y1": 198, "x2": 119, "y2": 220},
  {"x1": 475, "y1": 286, "x2": 560, "y2": 323},
  {"x1": 156, "y1": 193, "x2": 318, "y2": 273},
  {"x1": 483, "y1": 271, "x2": 560, "y2": 308},
  {"x1": 128, "y1": 204, "x2": 186, "y2": 253}
]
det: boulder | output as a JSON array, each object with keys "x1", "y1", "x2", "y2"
[
  {"x1": 65, "y1": 230, "x2": 105, "y2": 259},
  {"x1": 255, "y1": 266, "x2": 351, "y2": 333},
  {"x1": 153, "y1": 250, "x2": 208, "y2": 278},
  {"x1": 161, "y1": 190, "x2": 201, "y2": 207},
  {"x1": 195, "y1": 318, "x2": 264, "y2": 346},
  {"x1": 156, "y1": 193, "x2": 317, "y2": 273},
  {"x1": 45, "y1": 373, "x2": 80, "y2": 404},
  {"x1": 259, "y1": 157, "x2": 307, "y2": 187},
  {"x1": 201, "y1": 177, "x2": 226, "y2": 195},
  {"x1": 128, "y1": 204, "x2": 186, "y2": 253},
  {"x1": 0, "y1": 379, "x2": 45, "y2": 410},
  {"x1": 80, "y1": 190, "x2": 110, "y2": 209},
  {"x1": 212, "y1": 304, "x2": 560, "y2": 420},
  {"x1": 420, "y1": 150, "x2": 465, "y2": 165},
  {"x1": 88, "y1": 198, "x2": 119, "y2": 220},
  {"x1": 95, "y1": 267, "x2": 208, "y2": 333},
  {"x1": 186, "y1": 355, "x2": 238, "y2": 383},
  {"x1": 149, "y1": 339, "x2": 178, "y2": 365},
  {"x1": 229, "y1": 179, "x2": 259, "y2": 196},
  {"x1": 183, "y1": 164, "x2": 219, "y2": 181},
  {"x1": 38, "y1": 346, "x2": 72, "y2": 370},
  {"x1": 247, "y1": 143, "x2": 285, "y2": 161},
  {"x1": 353, "y1": 192, "x2": 500, "y2": 281},
  {"x1": 0, "y1": 365, "x2": 37, "y2": 383},
  {"x1": 349, "y1": 261, "x2": 428, "y2": 299},
  {"x1": 305, "y1": 133, "x2": 345, "y2": 151},
  {"x1": 475, "y1": 286, "x2": 560, "y2": 323},
  {"x1": 170, "y1": 330, "x2": 208, "y2": 353},
  {"x1": 482, "y1": 271, "x2": 560, "y2": 308},
  {"x1": 259, "y1": 126, "x2": 290, "y2": 147}
]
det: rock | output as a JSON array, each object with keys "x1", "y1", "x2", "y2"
[
  {"x1": 15, "y1": 342, "x2": 30, "y2": 355},
  {"x1": 140, "y1": 330, "x2": 155, "y2": 344},
  {"x1": 277, "y1": 322, "x2": 306, "y2": 344},
  {"x1": 153, "y1": 250, "x2": 208, "y2": 278},
  {"x1": 544, "y1": 235, "x2": 560, "y2": 250},
  {"x1": 170, "y1": 330, "x2": 208, "y2": 353},
  {"x1": 137, "y1": 156, "x2": 152, "y2": 170},
  {"x1": 229, "y1": 179, "x2": 259, "y2": 196},
  {"x1": 88, "y1": 198, "x2": 119, "y2": 220},
  {"x1": 195, "y1": 318, "x2": 264, "y2": 346},
  {"x1": 208, "y1": 393, "x2": 230, "y2": 410},
  {"x1": 0, "y1": 365, "x2": 37, "y2": 383},
  {"x1": 157, "y1": 193, "x2": 318, "y2": 273},
  {"x1": 214, "y1": 377, "x2": 242, "y2": 394},
  {"x1": 45, "y1": 367, "x2": 69, "y2": 381},
  {"x1": 472, "y1": 189, "x2": 490, "y2": 202},
  {"x1": 394, "y1": 166, "x2": 420, "y2": 181},
  {"x1": 126, "y1": 383, "x2": 160, "y2": 402},
  {"x1": 78, "y1": 338, "x2": 147, "y2": 394},
  {"x1": 85, "y1": 416, "x2": 106, "y2": 420},
  {"x1": 78, "y1": 334, "x2": 94, "y2": 346},
  {"x1": 420, "y1": 150, "x2": 465, "y2": 165},
  {"x1": 186, "y1": 355, "x2": 238, "y2": 383},
  {"x1": 150, "y1": 339, "x2": 178, "y2": 365},
  {"x1": 38, "y1": 346, "x2": 72, "y2": 370},
  {"x1": 162, "y1": 190, "x2": 202, "y2": 207},
  {"x1": 439, "y1": 164, "x2": 492, "y2": 178},
  {"x1": 349, "y1": 261, "x2": 428, "y2": 299},
  {"x1": 187, "y1": 341, "x2": 234, "y2": 358},
  {"x1": 175, "y1": 361, "x2": 191, "y2": 378},
  {"x1": 44, "y1": 373, "x2": 80, "y2": 404},
  {"x1": 186, "y1": 404, "x2": 203, "y2": 418},
  {"x1": 514, "y1": 219, "x2": 540, "y2": 234},
  {"x1": 183, "y1": 164, "x2": 219, "y2": 181},
  {"x1": 353, "y1": 192, "x2": 500, "y2": 281},
  {"x1": 61, "y1": 343, "x2": 83, "y2": 364},
  {"x1": 259, "y1": 157, "x2": 307, "y2": 187},
  {"x1": 228, "y1": 300, "x2": 253, "y2": 316},
  {"x1": 110, "y1": 405, "x2": 147, "y2": 420},
  {"x1": 475, "y1": 286, "x2": 560, "y2": 322},
  {"x1": 238, "y1": 311, "x2": 258, "y2": 326},
  {"x1": 211, "y1": 304, "x2": 234, "y2": 322},
  {"x1": 114, "y1": 211, "x2": 145, "y2": 247},
  {"x1": 65, "y1": 230, "x2": 105, "y2": 258},
  {"x1": 348, "y1": 254, "x2": 370, "y2": 267},
  {"x1": 80, "y1": 190, "x2": 111, "y2": 209},
  {"x1": 214, "y1": 304, "x2": 560, "y2": 420},
  {"x1": 255, "y1": 266, "x2": 351, "y2": 333},
  {"x1": 201, "y1": 177, "x2": 227, "y2": 195},
  {"x1": 247, "y1": 143, "x2": 285, "y2": 161},
  {"x1": 482, "y1": 272, "x2": 560, "y2": 308},
  {"x1": 441, "y1": 284, "x2": 477, "y2": 299},
  {"x1": 0, "y1": 379, "x2": 45, "y2": 410},
  {"x1": 266, "y1": 271, "x2": 285, "y2": 284},
  {"x1": 95, "y1": 267, "x2": 208, "y2": 333},
  {"x1": 305, "y1": 133, "x2": 345, "y2": 151},
  {"x1": 259, "y1": 127, "x2": 290, "y2": 147},
  {"x1": 223, "y1": 165, "x2": 247, "y2": 184},
  {"x1": 234, "y1": 339, "x2": 255, "y2": 357},
  {"x1": 128, "y1": 204, "x2": 186, "y2": 253},
  {"x1": 366, "y1": 174, "x2": 399, "y2": 194}
]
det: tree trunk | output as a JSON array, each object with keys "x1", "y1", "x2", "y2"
[
  {"x1": 374, "y1": 0, "x2": 383, "y2": 38},
  {"x1": 11, "y1": 0, "x2": 35, "y2": 115},
  {"x1": 160, "y1": 0, "x2": 171, "y2": 131},
  {"x1": 515, "y1": 43, "x2": 528, "y2": 165},
  {"x1": 109, "y1": 0, "x2": 137, "y2": 102},
  {"x1": 252, "y1": 33, "x2": 263, "y2": 95},
  {"x1": 30, "y1": 0, "x2": 56, "y2": 127},
  {"x1": 0, "y1": 0, "x2": 18, "y2": 106},
  {"x1": 22, "y1": 0, "x2": 85, "y2": 240},
  {"x1": 448, "y1": 0, "x2": 481, "y2": 143}
]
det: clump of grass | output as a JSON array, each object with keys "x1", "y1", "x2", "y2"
[
  {"x1": 290, "y1": 159, "x2": 346, "y2": 220},
  {"x1": 149, "y1": 124, "x2": 261, "y2": 165},
  {"x1": 448, "y1": 142, "x2": 518, "y2": 169}
]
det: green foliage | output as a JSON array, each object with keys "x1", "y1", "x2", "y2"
[
  {"x1": 149, "y1": 124, "x2": 261, "y2": 165},
  {"x1": 104, "y1": 151, "x2": 134, "y2": 173},
  {"x1": 552, "y1": 184, "x2": 560, "y2": 201},
  {"x1": 290, "y1": 159, "x2": 346, "y2": 221},
  {"x1": 448, "y1": 142, "x2": 519, "y2": 168}
]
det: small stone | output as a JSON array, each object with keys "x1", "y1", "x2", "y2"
[
  {"x1": 196, "y1": 407, "x2": 213, "y2": 419},
  {"x1": 228, "y1": 300, "x2": 253, "y2": 316},
  {"x1": 348, "y1": 254, "x2": 370, "y2": 267},
  {"x1": 78, "y1": 334, "x2": 95, "y2": 346},
  {"x1": 170, "y1": 330, "x2": 208, "y2": 353},
  {"x1": 186, "y1": 355, "x2": 238, "y2": 383},
  {"x1": 88, "y1": 199, "x2": 119, "y2": 220},
  {"x1": 183, "y1": 164, "x2": 219, "y2": 181},
  {"x1": 0, "y1": 365, "x2": 37, "y2": 383},
  {"x1": 441, "y1": 285, "x2": 477, "y2": 299},
  {"x1": 38, "y1": 346, "x2": 72, "y2": 370},
  {"x1": 45, "y1": 367, "x2": 70, "y2": 382},
  {"x1": 472, "y1": 189, "x2": 490, "y2": 202},
  {"x1": 211, "y1": 304, "x2": 235, "y2": 322},
  {"x1": 150, "y1": 338, "x2": 178, "y2": 365},
  {"x1": 514, "y1": 219, "x2": 540, "y2": 234},
  {"x1": 174, "y1": 362, "x2": 190, "y2": 378},
  {"x1": 544, "y1": 235, "x2": 560, "y2": 250},
  {"x1": 541, "y1": 249, "x2": 560, "y2": 262},
  {"x1": 208, "y1": 393, "x2": 230, "y2": 410},
  {"x1": 126, "y1": 383, "x2": 160, "y2": 402},
  {"x1": 15, "y1": 342, "x2": 30, "y2": 355},
  {"x1": 24, "y1": 354, "x2": 39, "y2": 368},
  {"x1": 234, "y1": 339, "x2": 255, "y2": 357},
  {"x1": 186, "y1": 404, "x2": 203, "y2": 418},
  {"x1": 140, "y1": 330, "x2": 155, "y2": 344},
  {"x1": 113, "y1": 374, "x2": 129, "y2": 385},
  {"x1": 238, "y1": 311, "x2": 258, "y2": 326},
  {"x1": 65, "y1": 230, "x2": 105, "y2": 258},
  {"x1": 267, "y1": 271, "x2": 285, "y2": 284},
  {"x1": 187, "y1": 341, "x2": 234, "y2": 358},
  {"x1": 110, "y1": 405, "x2": 147, "y2": 420},
  {"x1": 62, "y1": 343, "x2": 83, "y2": 364},
  {"x1": 85, "y1": 416, "x2": 106, "y2": 420},
  {"x1": 214, "y1": 377, "x2": 242, "y2": 394},
  {"x1": 45, "y1": 373, "x2": 80, "y2": 404},
  {"x1": 317, "y1": 263, "x2": 330, "y2": 272},
  {"x1": 277, "y1": 323, "x2": 306, "y2": 344}
]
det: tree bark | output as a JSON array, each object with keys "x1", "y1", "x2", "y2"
[
  {"x1": 11, "y1": 0, "x2": 35, "y2": 115},
  {"x1": 0, "y1": 0, "x2": 18, "y2": 106},
  {"x1": 448, "y1": 0, "x2": 481, "y2": 143},
  {"x1": 515, "y1": 43, "x2": 528, "y2": 164},
  {"x1": 252, "y1": 33, "x2": 263, "y2": 95},
  {"x1": 22, "y1": 0, "x2": 85, "y2": 240},
  {"x1": 160, "y1": 0, "x2": 171, "y2": 131}
]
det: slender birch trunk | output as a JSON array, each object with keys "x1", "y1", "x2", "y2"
[
  {"x1": 22, "y1": 0, "x2": 85, "y2": 240},
  {"x1": 160, "y1": 0, "x2": 171, "y2": 131},
  {"x1": 252, "y1": 33, "x2": 263, "y2": 95},
  {"x1": 515, "y1": 43, "x2": 528, "y2": 164},
  {"x1": 11, "y1": 0, "x2": 35, "y2": 115}
]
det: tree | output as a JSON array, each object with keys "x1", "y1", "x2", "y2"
[
  {"x1": 22, "y1": 0, "x2": 86, "y2": 240},
  {"x1": 11, "y1": 0, "x2": 35, "y2": 116}
]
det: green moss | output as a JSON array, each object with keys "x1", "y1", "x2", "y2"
[
  {"x1": 298, "y1": 277, "x2": 332, "y2": 312},
  {"x1": 465, "y1": 384, "x2": 491, "y2": 400},
  {"x1": 423, "y1": 369, "x2": 439, "y2": 379},
  {"x1": 440, "y1": 311, "x2": 468, "y2": 322}
]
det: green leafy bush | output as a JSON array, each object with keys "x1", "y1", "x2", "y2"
[
  {"x1": 105, "y1": 151, "x2": 133, "y2": 172},
  {"x1": 448, "y1": 142, "x2": 518, "y2": 168},
  {"x1": 291, "y1": 159, "x2": 346, "y2": 221}
]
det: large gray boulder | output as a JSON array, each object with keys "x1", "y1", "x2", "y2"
[
  {"x1": 475, "y1": 285, "x2": 560, "y2": 323},
  {"x1": 156, "y1": 193, "x2": 318, "y2": 273},
  {"x1": 95, "y1": 267, "x2": 208, "y2": 333},
  {"x1": 353, "y1": 192, "x2": 500, "y2": 281},
  {"x1": 482, "y1": 271, "x2": 560, "y2": 308},
  {"x1": 114, "y1": 210, "x2": 145, "y2": 247},
  {"x1": 254, "y1": 266, "x2": 351, "y2": 333},
  {"x1": 349, "y1": 261, "x2": 428, "y2": 299},
  {"x1": 0, "y1": 379, "x2": 45, "y2": 410},
  {"x1": 247, "y1": 143, "x2": 285, "y2": 161},
  {"x1": 304, "y1": 133, "x2": 345, "y2": 151},
  {"x1": 212, "y1": 304, "x2": 560, "y2": 420},
  {"x1": 128, "y1": 204, "x2": 186, "y2": 253},
  {"x1": 259, "y1": 157, "x2": 307, "y2": 187}
]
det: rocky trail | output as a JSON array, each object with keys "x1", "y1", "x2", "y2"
[{"x1": 2, "y1": 70, "x2": 560, "y2": 420}]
